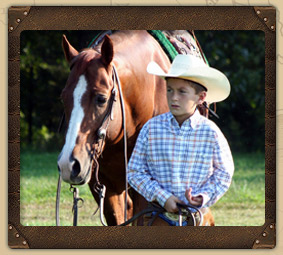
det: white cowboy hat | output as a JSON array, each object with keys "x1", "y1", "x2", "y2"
[{"x1": 147, "y1": 54, "x2": 231, "y2": 103}]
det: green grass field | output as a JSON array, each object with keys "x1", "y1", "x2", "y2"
[{"x1": 20, "y1": 150, "x2": 265, "y2": 226}]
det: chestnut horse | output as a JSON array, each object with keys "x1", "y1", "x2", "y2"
[{"x1": 57, "y1": 30, "x2": 214, "y2": 226}]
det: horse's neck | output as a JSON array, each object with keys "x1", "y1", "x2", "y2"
[{"x1": 110, "y1": 30, "x2": 169, "y2": 135}]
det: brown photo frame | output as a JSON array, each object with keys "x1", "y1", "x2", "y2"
[{"x1": 8, "y1": 6, "x2": 276, "y2": 249}]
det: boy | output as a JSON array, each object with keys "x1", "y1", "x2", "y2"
[{"x1": 127, "y1": 54, "x2": 234, "y2": 225}]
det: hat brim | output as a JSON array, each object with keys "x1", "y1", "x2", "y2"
[{"x1": 147, "y1": 61, "x2": 230, "y2": 103}]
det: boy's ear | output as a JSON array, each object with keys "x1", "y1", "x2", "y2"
[{"x1": 198, "y1": 91, "x2": 207, "y2": 104}]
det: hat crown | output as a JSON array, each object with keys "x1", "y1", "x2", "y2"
[
  {"x1": 170, "y1": 54, "x2": 206, "y2": 75},
  {"x1": 146, "y1": 54, "x2": 230, "y2": 103}
]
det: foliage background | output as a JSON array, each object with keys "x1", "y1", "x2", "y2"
[
  {"x1": 20, "y1": 30, "x2": 265, "y2": 153},
  {"x1": 20, "y1": 31, "x2": 101, "y2": 151},
  {"x1": 196, "y1": 30, "x2": 265, "y2": 153}
]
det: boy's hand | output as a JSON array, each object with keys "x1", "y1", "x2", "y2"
[
  {"x1": 185, "y1": 188, "x2": 203, "y2": 206},
  {"x1": 164, "y1": 195, "x2": 183, "y2": 213}
]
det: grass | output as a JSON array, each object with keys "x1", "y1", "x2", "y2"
[
  {"x1": 212, "y1": 153, "x2": 265, "y2": 226},
  {"x1": 20, "y1": 150, "x2": 265, "y2": 226},
  {"x1": 20, "y1": 151, "x2": 101, "y2": 226}
]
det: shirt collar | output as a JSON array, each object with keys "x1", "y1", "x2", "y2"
[
  {"x1": 168, "y1": 109, "x2": 201, "y2": 130},
  {"x1": 190, "y1": 109, "x2": 201, "y2": 129}
]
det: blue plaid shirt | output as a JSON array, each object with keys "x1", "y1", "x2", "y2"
[{"x1": 127, "y1": 110, "x2": 234, "y2": 208}]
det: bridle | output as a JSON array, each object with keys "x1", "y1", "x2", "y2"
[
  {"x1": 56, "y1": 63, "x2": 128, "y2": 226},
  {"x1": 90, "y1": 64, "x2": 129, "y2": 226}
]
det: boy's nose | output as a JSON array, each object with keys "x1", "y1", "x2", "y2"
[{"x1": 171, "y1": 92, "x2": 178, "y2": 101}]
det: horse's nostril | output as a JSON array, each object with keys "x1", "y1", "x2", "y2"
[{"x1": 71, "y1": 159, "x2": 81, "y2": 178}]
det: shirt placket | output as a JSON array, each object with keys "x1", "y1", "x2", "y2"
[
  {"x1": 171, "y1": 126, "x2": 182, "y2": 198},
  {"x1": 182, "y1": 127, "x2": 192, "y2": 194},
  {"x1": 178, "y1": 123, "x2": 192, "y2": 201}
]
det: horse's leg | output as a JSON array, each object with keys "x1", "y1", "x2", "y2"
[
  {"x1": 201, "y1": 208, "x2": 215, "y2": 226},
  {"x1": 96, "y1": 180, "x2": 134, "y2": 226},
  {"x1": 89, "y1": 176, "x2": 134, "y2": 225},
  {"x1": 103, "y1": 189, "x2": 134, "y2": 226},
  {"x1": 125, "y1": 190, "x2": 134, "y2": 221},
  {"x1": 129, "y1": 189, "x2": 148, "y2": 226}
]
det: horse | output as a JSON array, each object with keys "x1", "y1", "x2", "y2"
[{"x1": 57, "y1": 30, "x2": 215, "y2": 226}]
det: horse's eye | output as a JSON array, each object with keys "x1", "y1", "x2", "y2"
[{"x1": 96, "y1": 95, "x2": 107, "y2": 106}]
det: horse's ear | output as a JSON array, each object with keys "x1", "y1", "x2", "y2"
[
  {"x1": 101, "y1": 35, "x2": 113, "y2": 66},
  {"x1": 62, "y1": 34, "x2": 79, "y2": 63}
]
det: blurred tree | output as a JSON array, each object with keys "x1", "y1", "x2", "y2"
[
  {"x1": 196, "y1": 30, "x2": 265, "y2": 152},
  {"x1": 20, "y1": 30, "x2": 101, "y2": 150}
]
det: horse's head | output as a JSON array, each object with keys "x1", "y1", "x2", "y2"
[{"x1": 57, "y1": 34, "x2": 118, "y2": 185}]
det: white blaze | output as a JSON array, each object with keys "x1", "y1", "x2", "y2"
[{"x1": 58, "y1": 75, "x2": 87, "y2": 169}]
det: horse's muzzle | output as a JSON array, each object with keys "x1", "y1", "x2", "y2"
[{"x1": 57, "y1": 153, "x2": 92, "y2": 185}]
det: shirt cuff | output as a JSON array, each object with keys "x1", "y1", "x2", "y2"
[
  {"x1": 155, "y1": 189, "x2": 172, "y2": 207},
  {"x1": 198, "y1": 193, "x2": 210, "y2": 208}
]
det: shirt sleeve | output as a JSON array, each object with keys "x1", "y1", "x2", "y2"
[
  {"x1": 127, "y1": 122, "x2": 172, "y2": 207},
  {"x1": 194, "y1": 129, "x2": 234, "y2": 208}
]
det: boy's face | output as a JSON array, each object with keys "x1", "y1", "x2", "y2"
[{"x1": 166, "y1": 78, "x2": 206, "y2": 124}]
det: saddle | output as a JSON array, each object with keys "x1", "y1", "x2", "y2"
[
  {"x1": 149, "y1": 30, "x2": 207, "y2": 64},
  {"x1": 89, "y1": 30, "x2": 207, "y2": 64}
]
